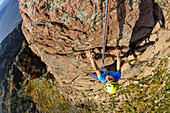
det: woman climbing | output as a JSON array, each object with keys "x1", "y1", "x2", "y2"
[{"x1": 86, "y1": 49, "x2": 121, "y2": 94}]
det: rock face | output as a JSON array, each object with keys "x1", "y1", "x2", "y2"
[
  {"x1": 19, "y1": 0, "x2": 139, "y2": 76},
  {"x1": 18, "y1": 0, "x2": 169, "y2": 109}
]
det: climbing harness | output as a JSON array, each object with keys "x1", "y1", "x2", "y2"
[{"x1": 102, "y1": 0, "x2": 109, "y2": 68}]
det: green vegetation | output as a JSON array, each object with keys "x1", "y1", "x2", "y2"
[
  {"x1": 165, "y1": 37, "x2": 170, "y2": 43},
  {"x1": 23, "y1": 73, "x2": 92, "y2": 113},
  {"x1": 155, "y1": 37, "x2": 159, "y2": 42},
  {"x1": 10, "y1": 44, "x2": 169, "y2": 112},
  {"x1": 112, "y1": 57, "x2": 169, "y2": 112},
  {"x1": 25, "y1": 57, "x2": 169, "y2": 113},
  {"x1": 24, "y1": 78, "x2": 71, "y2": 113}
]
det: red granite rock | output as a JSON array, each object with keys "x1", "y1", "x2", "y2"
[{"x1": 19, "y1": 0, "x2": 141, "y2": 105}]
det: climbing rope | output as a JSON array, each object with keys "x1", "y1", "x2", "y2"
[{"x1": 102, "y1": 0, "x2": 109, "y2": 68}]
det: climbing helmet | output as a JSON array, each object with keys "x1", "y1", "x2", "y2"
[{"x1": 104, "y1": 82, "x2": 119, "y2": 94}]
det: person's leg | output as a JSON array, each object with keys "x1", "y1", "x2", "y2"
[
  {"x1": 100, "y1": 67, "x2": 107, "y2": 72},
  {"x1": 89, "y1": 67, "x2": 107, "y2": 79},
  {"x1": 88, "y1": 73, "x2": 101, "y2": 83},
  {"x1": 89, "y1": 73, "x2": 99, "y2": 79}
]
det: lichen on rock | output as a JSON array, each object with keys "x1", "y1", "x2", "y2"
[{"x1": 18, "y1": 0, "x2": 170, "y2": 112}]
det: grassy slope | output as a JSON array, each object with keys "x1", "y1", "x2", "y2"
[{"x1": 114, "y1": 57, "x2": 170, "y2": 112}]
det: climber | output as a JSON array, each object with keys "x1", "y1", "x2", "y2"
[{"x1": 86, "y1": 50, "x2": 121, "y2": 94}]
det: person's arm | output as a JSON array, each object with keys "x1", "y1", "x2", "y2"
[
  {"x1": 86, "y1": 51, "x2": 102, "y2": 78},
  {"x1": 116, "y1": 54, "x2": 121, "y2": 72},
  {"x1": 114, "y1": 50, "x2": 121, "y2": 72},
  {"x1": 89, "y1": 58, "x2": 102, "y2": 78}
]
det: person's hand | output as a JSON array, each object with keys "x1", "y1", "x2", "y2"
[
  {"x1": 86, "y1": 50, "x2": 95, "y2": 60},
  {"x1": 114, "y1": 50, "x2": 121, "y2": 56}
]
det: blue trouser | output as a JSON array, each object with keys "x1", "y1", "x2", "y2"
[{"x1": 89, "y1": 67, "x2": 106, "y2": 79}]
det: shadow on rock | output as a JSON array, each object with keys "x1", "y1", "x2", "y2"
[{"x1": 123, "y1": 0, "x2": 165, "y2": 58}]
